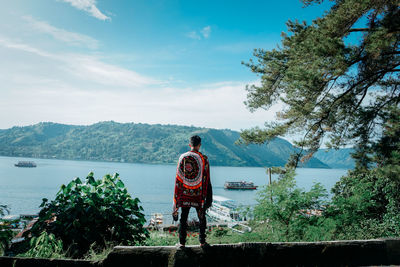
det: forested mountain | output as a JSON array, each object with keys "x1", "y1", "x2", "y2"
[
  {"x1": 0, "y1": 121, "x2": 336, "y2": 168},
  {"x1": 314, "y1": 148, "x2": 354, "y2": 169}
]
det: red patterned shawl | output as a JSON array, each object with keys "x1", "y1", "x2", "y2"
[{"x1": 173, "y1": 150, "x2": 210, "y2": 212}]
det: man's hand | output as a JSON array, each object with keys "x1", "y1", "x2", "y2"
[
  {"x1": 172, "y1": 211, "x2": 179, "y2": 222},
  {"x1": 196, "y1": 208, "x2": 205, "y2": 218}
]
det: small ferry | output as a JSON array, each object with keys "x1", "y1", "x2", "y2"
[
  {"x1": 14, "y1": 161, "x2": 37, "y2": 168},
  {"x1": 224, "y1": 181, "x2": 257, "y2": 190},
  {"x1": 206, "y1": 195, "x2": 241, "y2": 222},
  {"x1": 149, "y1": 213, "x2": 163, "y2": 227}
]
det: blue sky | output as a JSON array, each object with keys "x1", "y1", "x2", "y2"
[{"x1": 0, "y1": 0, "x2": 332, "y2": 131}]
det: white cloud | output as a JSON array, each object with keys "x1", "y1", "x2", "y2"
[
  {"x1": 0, "y1": 35, "x2": 52, "y2": 58},
  {"x1": 0, "y1": 78, "x2": 279, "y2": 131},
  {"x1": 187, "y1": 26, "x2": 211, "y2": 40},
  {"x1": 23, "y1": 16, "x2": 99, "y2": 49},
  {"x1": 0, "y1": 36, "x2": 280, "y2": 130},
  {"x1": 187, "y1": 31, "x2": 201, "y2": 40},
  {"x1": 64, "y1": 55, "x2": 160, "y2": 87},
  {"x1": 201, "y1": 26, "x2": 211, "y2": 38},
  {"x1": 0, "y1": 29, "x2": 277, "y2": 131},
  {"x1": 0, "y1": 36, "x2": 158, "y2": 89},
  {"x1": 59, "y1": 0, "x2": 110, "y2": 21}
]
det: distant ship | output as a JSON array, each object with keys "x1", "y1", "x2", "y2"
[
  {"x1": 224, "y1": 181, "x2": 258, "y2": 190},
  {"x1": 14, "y1": 161, "x2": 37, "y2": 168}
]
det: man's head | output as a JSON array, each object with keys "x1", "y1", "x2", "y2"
[{"x1": 189, "y1": 135, "x2": 201, "y2": 150}]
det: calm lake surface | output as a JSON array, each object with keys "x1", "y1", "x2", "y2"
[{"x1": 0, "y1": 156, "x2": 348, "y2": 221}]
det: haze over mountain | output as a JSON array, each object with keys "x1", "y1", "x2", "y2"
[
  {"x1": 314, "y1": 148, "x2": 354, "y2": 169},
  {"x1": 0, "y1": 122, "x2": 353, "y2": 168}
]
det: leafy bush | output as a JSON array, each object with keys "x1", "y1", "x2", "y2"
[
  {"x1": 327, "y1": 167, "x2": 400, "y2": 239},
  {"x1": 254, "y1": 169, "x2": 329, "y2": 241},
  {"x1": 27, "y1": 172, "x2": 148, "y2": 258},
  {"x1": 19, "y1": 231, "x2": 64, "y2": 258},
  {"x1": 0, "y1": 205, "x2": 13, "y2": 255}
]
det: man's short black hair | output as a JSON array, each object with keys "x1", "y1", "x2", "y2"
[{"x1": 190, "y1": 135, "x2": 201, "y2": 147}]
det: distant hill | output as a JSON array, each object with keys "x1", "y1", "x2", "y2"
[
  {"x1": 0, "y1": 121, "x2": 332, "y2": 168},
  {"x1": 314, "y1": 148, "x2": 355, "y2": 169}
]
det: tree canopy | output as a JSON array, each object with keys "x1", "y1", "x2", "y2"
[{"x1": 241, "y1": 0, "x2": 399, "y2": 165}]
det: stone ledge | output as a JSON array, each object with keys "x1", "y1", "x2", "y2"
[
  {"x1": 1, "y1": 238, "x2": 400, "y2": 266},
  {"x1": 0, "y1": 256, "x2": 94, "y2": 267}
]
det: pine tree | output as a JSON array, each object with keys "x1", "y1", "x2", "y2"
[{"x1": 241, "y1": 0, "x2": 399, "y2": 165}]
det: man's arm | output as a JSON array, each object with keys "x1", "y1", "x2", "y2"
[
  {"x1": 205, "y1": 181, "x2": 213, "y2": 209},
  {"x1": 203, "y1": 155, "x2": 212, "y2": 209}
]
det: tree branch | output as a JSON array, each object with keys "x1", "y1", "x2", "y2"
[
  {"x1": 348, "y1": 28, "x2": 400, "y2": 33},
  {"x1": 348, "y1": 28, "x2": 371, "y2": 32},
  {"x1": 384, "y1": 51, "x2": 400, "y2": 55}
]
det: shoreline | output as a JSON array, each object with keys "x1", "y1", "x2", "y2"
[{"x1": 0, "y1": 155, "x2": 344, "y2": 169}]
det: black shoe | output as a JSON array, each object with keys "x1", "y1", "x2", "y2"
[
  {"x1": 200, "y1": 242, "x2": 210, "y2": 249},
  {"x1": 175, "y1": 243, "x2": 185, "y2": 249}
]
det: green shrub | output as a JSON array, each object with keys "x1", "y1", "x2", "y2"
[
  {"x1": 254, "y1": 168, "x2": 329, "y2": 242},
  {"x1": 27, "y1": 172, "x2": 148, "y2": 258},
  {"x1": 19, "y1": 231, "x2": 64, "y2": 258},
  {"x1": 0, "y1": 205, "x2": 13, "y2": 256},
  {"x1": 328, "y1": 167, "x2": 400, "y2": 239}
]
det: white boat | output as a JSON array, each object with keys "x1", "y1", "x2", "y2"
[
  {"x1": 149, "y1": 213, "x2": 163, "y2": 226},
  {"x1": 206, "y1": 195, "x2": 241, "y2": 222}
]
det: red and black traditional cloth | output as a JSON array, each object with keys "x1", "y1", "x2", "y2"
[{"x1": 173, "y1": 150, "x2": 211, "y2": 212}]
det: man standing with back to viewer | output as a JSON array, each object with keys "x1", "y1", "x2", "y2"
[{"x1": 173, "y1": 135, "x2": 212, "y2": 248}]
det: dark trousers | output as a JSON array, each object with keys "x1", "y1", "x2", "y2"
[{"x1": 178, "y1": 207, "x2": 207, "y2": 245}]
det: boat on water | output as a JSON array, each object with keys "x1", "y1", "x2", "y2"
[
  {"x1": 14, "y1": 161, "x2": 37, "y2": 168},
  {"x1": 149, "y1": 213, "x2": 163, "y2": 227},
  {"x1": 206, "y1": 195, "x2": 252, "y2": 233},
  {"x1": 206, "y1": 195, "x2": 241, "y2": 222},
  {"x1": 224, "y1": 181, "x2": 257, "y2": 190}
]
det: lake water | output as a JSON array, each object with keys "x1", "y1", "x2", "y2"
[{"x1": 0, "y1": 156, "x2": 348, "y2": 221}]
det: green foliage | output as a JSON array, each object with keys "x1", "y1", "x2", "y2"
[
  {"x1": 213, "y1": 226, "x2": 228, "y2": 238},
  {"x1": 373, "y1": 105, "x2": 400, "y2": 168},
  {"x1": 83, "y1": 242, "x2": 115, "y2": 262},
  {"x1": 0, "y1": 228, "x2": 13, "y2": 256},
  {"x1": 213, "y1": 226, "x2": 228, "y2": 243},
  {"x1": 328, "y1": 167, "x2": 400, "y2": 239},
  {"x1": 27, "y1": 172, "x2": 148, "y2": 258},
  {"x1": 145, "y1": 231, "x2": 179, "y2": 246},
  {"x1": 254, "y1": 169, "x2": 329, "y2": 241},
  {"x1": 146, "y1": 228, "x2": 263, "y2": 246},
  {"x1": 325, "y1": 105, "x2": 400, "y2": 239},
  {"x1": 0, "y1": 205, "x2": 13, "y2": 255},
  {"x1": 241, "y1": 0, "x2": 399, "y2": 166},
  {"x1": 19, "y1": 231, "x2": 64, "y2": 259},
  {"x1": 241, "y1": 0, "x2": 400, "y2": 239}
]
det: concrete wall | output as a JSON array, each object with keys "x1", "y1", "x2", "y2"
[
  {"x1": 0, "y1": 257, "x2": 94, "y2": 267},
  {"x1": 2, "y1": 238, "x2": 400, "y2": 266}
]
